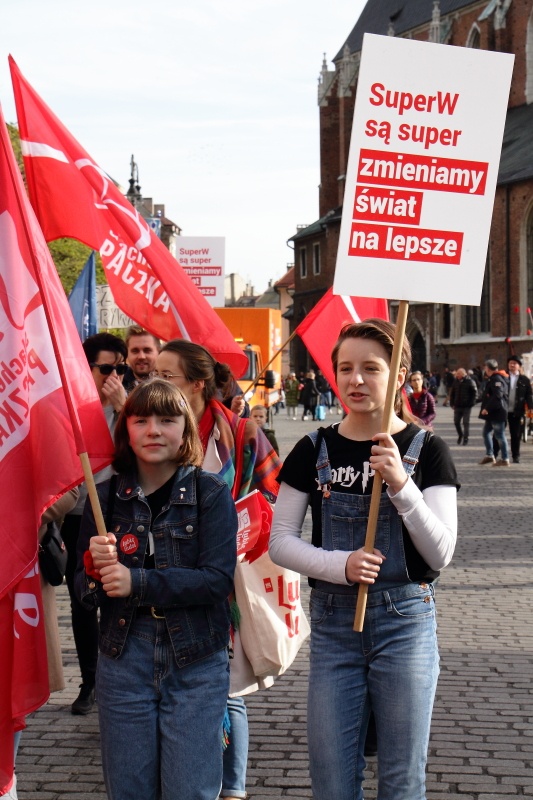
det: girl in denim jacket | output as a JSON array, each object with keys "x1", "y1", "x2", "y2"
[
  {"x1": 76, "y1": 379, "x2": 237, "y2": 800},
  {"x1": 270, "y1": 320, "x2": 458, "y2": 800}
]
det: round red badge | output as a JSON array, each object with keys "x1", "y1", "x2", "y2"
[{"x1": 120, "y1": 534, "x2": 139, "y2": 554}]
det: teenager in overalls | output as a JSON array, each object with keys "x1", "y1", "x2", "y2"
[{"x1": 270, "y1": 319, "x2": 459, "y2": 800}]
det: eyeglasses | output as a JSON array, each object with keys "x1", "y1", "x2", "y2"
[
  {"x1": 150, "y1": 371, "x2": 186, "y2": 381},
  {"x1": 90, "y1": 363, "x2": 129, "y2": 376}
]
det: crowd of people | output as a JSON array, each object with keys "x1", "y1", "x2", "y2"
[{"x1": 9, "y1": 323, "x2": 533, "y2": 800}]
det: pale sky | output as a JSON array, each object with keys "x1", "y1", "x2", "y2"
[{"x1": 0, "y1": 0, "x2": 366, "y2": 294}]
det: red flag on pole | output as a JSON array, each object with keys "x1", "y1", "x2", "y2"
[
  {"x1": 295, "y1": 289, "x2": 389, "y2": 398},
  {"x1": 9, "y1": 56, "x2": 248, "y2": 377},
  {"x1": 0, "y1": 103, "x2": 114, "y2": 793}
]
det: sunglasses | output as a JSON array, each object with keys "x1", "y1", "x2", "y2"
[{"x1": 91, "y1": 363, "x2": 129, "y2": 376}]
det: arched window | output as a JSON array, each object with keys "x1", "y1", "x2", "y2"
[
  {"x1": 527, "y1": 206, "x2": 533, "y2": 314},
  {"x1": 466, "y1": 24, "x2": 480, "y2": 49},
  {"x1": 527, "y1": 8, "x2": 533, "y2": 103},
  {"x1": 462, "y1": 252, "x2": 491, "y2": 334}
]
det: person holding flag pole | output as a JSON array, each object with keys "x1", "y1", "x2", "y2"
[{"x1": 269, "y1": 312, "x2": 459, "y2": 800}]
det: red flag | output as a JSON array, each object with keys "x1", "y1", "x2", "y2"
[
  {"x1": 0, "y1": 101, "x2": 114, "y2": 792},
  {"x1": 9, "y1": 57, "x2": 248, "y2": 377},
  {"x1": 295, "y1": 289, "x2": 389, "y2": 399}
]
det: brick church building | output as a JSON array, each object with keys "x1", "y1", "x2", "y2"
[{"x1": 289, "y1": 0, "x2": 533, "y2": 375}]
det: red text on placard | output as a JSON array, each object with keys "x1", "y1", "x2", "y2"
[
  {"x1": 348, "y1": 222, "x2": 463, "y2": 264},
  {"x1": 357, "y1": 149, "x2": 488, "y2": 195},
  {"x1": 353, "y1": 186, "x2": 423, "y2": 225}
]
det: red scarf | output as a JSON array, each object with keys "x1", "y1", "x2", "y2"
[{"x1": 198, "y1": 403, "x2": 215, "y2": 454}]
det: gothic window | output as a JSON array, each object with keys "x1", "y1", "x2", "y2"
[
  {"x1": 466, "y1": 24, "x2": 480, "y2": 49},
  {"x1": 462, "y1": 254, "x2": 491, "y2": 334},
  {"x1": 527, "y1": 8, "x2": 533, "y2": 103},
  {"x1": 527, "y1": 206, "x2": 533, "y2": 314}
]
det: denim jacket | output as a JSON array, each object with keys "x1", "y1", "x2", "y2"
[{"x1": 75, "y1": 464, "x2": 237, "y2": 668}]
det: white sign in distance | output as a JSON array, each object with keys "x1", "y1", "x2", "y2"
[
  {"x1": 177, "y1": 236, "x2": 225, "y2": 308},
  {"x1": 97, "y1": 284, "x2": 135, "y2": 329},
  {"x1": 333, "y1": 34, "x2": 514, "y2": 306}
]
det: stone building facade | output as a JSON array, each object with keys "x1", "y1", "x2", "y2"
[{"x1": 290, "y1": 0, "x2": 533, "y2": 375}]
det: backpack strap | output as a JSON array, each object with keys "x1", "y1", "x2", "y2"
[
  {"x1": 307, "y1": 427, "x2": 332, "y2": 496},
  {"x1": 402, "y1": 429, "x2": 428, "y2": 477}
]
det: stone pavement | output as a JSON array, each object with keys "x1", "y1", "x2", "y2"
[{"x1": 15, "y1": 405, "x2": 533, "y2": 799}]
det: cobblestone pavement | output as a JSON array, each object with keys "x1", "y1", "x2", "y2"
[{"x1": 15, "y1": 405, "x2": 533, "y2": 799}]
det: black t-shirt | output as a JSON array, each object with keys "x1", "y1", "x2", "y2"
[
  {"x1": 143, "y1": 472, "x2": 176, "y2": 569},
  {"x1": 278, "y1": 422, "x2": 458, "y2": 583}
]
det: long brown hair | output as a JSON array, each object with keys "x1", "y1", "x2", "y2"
[
  {"x1": 113, "y1": 379, "x2": 203, "y2": 472},
  {"x1": 331, "y1": 318, "x2": 414, "y2": 421},
  {"x1": 159, "y1": 340, "x2": 231, "y2": 402}
]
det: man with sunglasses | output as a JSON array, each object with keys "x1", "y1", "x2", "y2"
[{"x1": 61, "y1": 333, "x2": 128, "y2": 715}]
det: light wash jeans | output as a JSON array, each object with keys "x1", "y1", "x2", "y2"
[
  {"x1": 482, "y1": 418, "x2": 509, "y2": 460},
  {"x1": 308, "y1": 585, "x2": 439, "y2": 800},
  {"x1": 96, "y1": 615, "x2": 229, "y2": 800},
  {"x1": 221, "y1": 696, "x2": 248, "y2": 798}
]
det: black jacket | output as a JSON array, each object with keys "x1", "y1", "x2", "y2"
[
  {"x1": 508, "y1": 374, "x2": 533, "y2": 418},
  {"x1": 450, "y1": 376, "x2": 477, "y2": 409},
  {"x1": 479, "y1": 372, "x2": 509, "y2": 422}
]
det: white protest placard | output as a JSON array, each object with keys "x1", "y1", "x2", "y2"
[
  {"x1": 177, "y1": 236, "x2": 225, "y2": 308},
  {"x1": 333, "y1": 34, "x2": 514, "y2": 306}
]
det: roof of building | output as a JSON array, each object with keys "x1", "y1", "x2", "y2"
[
  {"x1": 336, "y1": 0, "x2": 481, "y2": 60},
  {"x1": 498, "y1": 103, "x2": 533, "y2": 185},
  {"x1": 274, "y1": 266, "x2": 295, "y2": 289}
]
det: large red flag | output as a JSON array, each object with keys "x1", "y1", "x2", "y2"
[
  {"x1": 0, "y1": 104, "x2": 114, "y2": 793},
  {"x1": 9, "y1": 57, "x2": 248, "y2": 378},
  {"x1": 295, "y1": 289, "x2": 389, "y2": 398}
]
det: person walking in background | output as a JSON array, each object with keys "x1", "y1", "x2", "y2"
[
  {"x1": 479, "y1": 359, "x2": 510, "y2": 466},
  {"x1": 442, "y1": 367, "x2": 456, "y2": 407},
  {"x1": 284, "y1": 372, "x2": 300, "y2": 419},
  {"x1": 450, "y1": 368, "x2": 477, "y2": 445},
  {"x1": 269, "y1": 318, "x2": 458, "y2": 800},
  {"x1": 76, "y1": 380, "x2": 237, "y2": 800},
  {"x1": 316, "y1": 369, "x2": 333, "y2": 413},
  {"x1": 505, "y1": 355, "x2": 532, "y2": 463},
  {"x1": 300, "y1": 371, "x2": 320, "y2": 421},
  {"x1": 407, "y1": 371, "x2": 436, "y2": 428}
]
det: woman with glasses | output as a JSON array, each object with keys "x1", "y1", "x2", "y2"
[
  {"x1": 153, "y1": 340, "x2": 282, "y2": 800},
  {"x1": 61, "y1": 333, "x2": 128, "y2": 716}
]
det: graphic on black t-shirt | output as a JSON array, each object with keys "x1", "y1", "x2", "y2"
[{"x1": 319, "y1": 459, "x2": 375, "y2": 493}]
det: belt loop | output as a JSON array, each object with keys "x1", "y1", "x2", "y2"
[
  {"x1": 384, "y1": 590, "x2": 392, "y2": 612},
  {"x1": 326, "y1": 594, "x2": 334, "y2": 614}
]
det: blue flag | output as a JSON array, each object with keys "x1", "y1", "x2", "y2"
[{"x1": 68, "y1": 251, "x2": 97, "y2": 341}]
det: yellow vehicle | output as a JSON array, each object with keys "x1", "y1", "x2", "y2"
[{"x1": 214, "y1": 307, "x2": 282, "y2": 409}]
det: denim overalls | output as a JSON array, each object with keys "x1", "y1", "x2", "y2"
[{"x1": 306, "y1": 428, "x2": 440, "y2": 800}]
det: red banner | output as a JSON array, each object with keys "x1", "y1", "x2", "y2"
[
  {"x1": 0, "y1": 100, "x2": 114, "y2": 792},
  {"x1": 295, "y1": 290, "x2": 389, "y2": 401},
  {"x1": 9, "y1": 57, "x2": 248, "y2": 378}
]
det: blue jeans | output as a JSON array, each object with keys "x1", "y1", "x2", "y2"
[
  {"x1": 308, "y1": 585, "x2": 439, "y2": 800},
  {"x1": 96, "y1": 615, "x2": 230, "y2": 800},
  {"x1": 482, "y1": 418, "x2": 509, "y2": 460},
  {"x1": 221, "y1": 696, "x2": 248, "y2": 798}
]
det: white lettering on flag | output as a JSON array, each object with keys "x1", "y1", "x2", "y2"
[
  {"x1": 0, "y1": 212, "x2": 62, "y2": 460},
  {"x1": 20, "y1": 140, "x2": 68, "y2": 163}
]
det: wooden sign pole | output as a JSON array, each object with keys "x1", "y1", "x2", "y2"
[{"x1": 353, "y1": 300, "x2": 410, "y2": 632}]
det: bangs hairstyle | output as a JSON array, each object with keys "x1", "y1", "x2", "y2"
[
  {"x1": 331, "y1": 318, "x2": 414, "y2": 420},
  {"x1": 113, "y1": 379, "x2": 203, "y2": 473}
]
